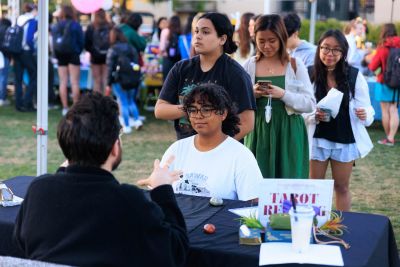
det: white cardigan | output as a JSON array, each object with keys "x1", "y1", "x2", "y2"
[
  {"x1": 304, "y1": 71, "x2": 375, "y2": 158},
  {"x1": 242, "y1": 56, "x2": 316, "y2": 115}
]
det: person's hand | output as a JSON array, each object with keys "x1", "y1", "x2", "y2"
[
  {"x1": 253, "y1": 83, "x2": 266, "y2": 98},
  {"x1": 137, "y1": 155, "x2": 183, "y2": 189},
  {"x1": 355, "y1": 107, "x2": 367, "y2": 120},
  {"x1": 315, "y1": 108, "x2": 326, "y2": 122},
  {"x1": 265, "y1": 85, "x2": 285, "y2": 99}
]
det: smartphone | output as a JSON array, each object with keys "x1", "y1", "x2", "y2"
[{"x1": 258, "y1": 80, "x2": 272, "y2": 91}]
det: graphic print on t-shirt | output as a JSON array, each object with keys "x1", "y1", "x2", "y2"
[
  {"x1": 174, "y1": 172, "x2": 210, "y2": 197},
  {"x1": 178, "y1": 83, "x2": 197, "y2": 126}
]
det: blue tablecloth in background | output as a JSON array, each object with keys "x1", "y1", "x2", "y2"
[{"x1": 367, "y1": 78, "x2": 400, "y2": 121}]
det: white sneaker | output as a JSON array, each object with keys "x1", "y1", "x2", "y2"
[
  {"x1": 62, "y1": 108, "x2": 69, "y2": 116},
  {"x1": 132, "y1": 120, "x2": 143, "y2": 130},
  {"x1": 129, "y1": 116, "x2": 146, "y2": 125},
  {"x1": 123, "y1": 126, "x2": 132, "y2": 134},
  {"x1": 0, "y1": 99, "x2": 10, "y2": 106}
]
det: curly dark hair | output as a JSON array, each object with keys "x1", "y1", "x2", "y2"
[
  {"x1": 312, "y1": 29, "x2": 354, "y2": 104},
  {"x1": 57, "y1": 92, "x2": 121, "y2": 167},
  {"x1": 182, "y1": 83, "x2": 240, "y2": 137}
]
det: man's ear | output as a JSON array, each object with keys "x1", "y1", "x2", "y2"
[{"x1": 110, "y1": 139, "x2": 120, "y2": 157}]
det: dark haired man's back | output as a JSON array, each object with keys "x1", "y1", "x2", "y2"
[
  {"x1": 13, "y1": 93, "x2": 188, "y2": 267},
  {"x1": 14, "y1": 166, "x2": 188, "y2": 267}
]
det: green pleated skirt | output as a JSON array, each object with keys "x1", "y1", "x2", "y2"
[{"x1": 245, "y1": 75, "x2": 309, "y2": 178}]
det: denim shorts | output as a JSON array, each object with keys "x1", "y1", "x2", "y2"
[{"x1": 311, "y1": 138, "x2": 360, "y2": 162}]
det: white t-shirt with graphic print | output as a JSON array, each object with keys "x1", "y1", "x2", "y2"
[{"x1": 161, "y1": 136, "x2": 263, "y2": 201}]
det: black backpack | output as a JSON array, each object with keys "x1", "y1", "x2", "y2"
[
  {"x1": 53, "y1": 21, "x2": 74, "y2": 54},
  {"x1": 166, "y1": 33, "x2": 181, "y2": 61},
  {"x1": 383, "y1": 47, "x2": 400, "y2": 103},
  {"x1": 114, "y1": 46, "x2": 141, "y2": 90},
  {"x1": 92, "y1": 26, "x2": 110, "y2": 55},
  {"x1": 2, "y1": 20, "x2": 30, "y2": 54}
]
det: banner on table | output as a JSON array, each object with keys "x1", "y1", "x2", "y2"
[{"x1": 257, "y1": 179, "x2": 334, "y2": 227}]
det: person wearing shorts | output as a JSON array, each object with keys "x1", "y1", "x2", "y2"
[
  {"x1": 306, "y1": 30, "x2": 374, "y2": 211},
  {"x1": 52, "y1": 5, "x2": 83, "y2": 116}
]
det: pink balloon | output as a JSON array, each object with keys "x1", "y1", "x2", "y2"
[{"x1": 71, "y1": 0, "x2": 103, "y2": 14}]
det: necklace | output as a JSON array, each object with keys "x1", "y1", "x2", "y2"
[{"x1": 265, "y1": 67, "x2": 275, "y2": 74}]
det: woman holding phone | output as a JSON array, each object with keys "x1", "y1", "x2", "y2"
[
  {"x1": 242, "y1": 14, "x2": 315, "y2": 178},
  {"x1": 307, "y1": 30, "x2": 374, "y2": 211}
]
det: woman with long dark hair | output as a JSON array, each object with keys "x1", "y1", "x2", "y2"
[
  {"x1": 242, "y1": 14, "x2": 315, "y2": 179},
  {"x1": 233, "y1": 12, "x2": 254, "y2": 64},
  {"x1": 308, "y1": 29, "x2": 374, "y2": 211},
  {"x1": 155, "y1": 12, "x2": 256, "y2": 141},
  {"x1": 160, "y1": 15, "x2": 182, "y2": 81},
  {"x1": 368, "y1": 24, "x2": 400, "y2": 146},
  {"x1": 85, "y1": 9, "x2": 112, "y2": 94},
  {"x1": 159, "y1": 83, "x2": 262, "y2": 200}
]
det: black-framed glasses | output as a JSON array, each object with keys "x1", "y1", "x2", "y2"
[
  {"x1": 320, "y1": 46, "x2": 343, "y2": 56},
  {"x1": 186, "y1": 106, "x2": 216, "y2": 118}
]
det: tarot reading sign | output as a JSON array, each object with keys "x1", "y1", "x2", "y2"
[{"x1": 257, "y1": 179, "x2": 334, "y2": 227}]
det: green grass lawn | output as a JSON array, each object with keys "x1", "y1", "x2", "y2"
[{"x1": 0, "y1": 103, "x2": 399, "y2": 249}]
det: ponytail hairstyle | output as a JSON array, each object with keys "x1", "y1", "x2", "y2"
[
  {"x1": 254, "y1": 14, "x2": 289, "y2": 64},
  {"x1": 199, "y1": 12, "x2": 238, "y2": 54},
  {"x1": 312, "y1": 29, "x2": 354, "y2": 104}
]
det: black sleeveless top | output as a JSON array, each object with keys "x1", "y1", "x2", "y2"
[{"x1": 312, "y1": 67, "x2": 359, "y2": 144}]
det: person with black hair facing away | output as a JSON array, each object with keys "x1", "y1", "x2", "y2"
[
  {"x1": 155, "y1": 12, "x2": 256, "y2": 141},
  {"x1": 306, "y1": 30, "x2": 374, "y2": 211},
  {"x1": 242, "y1": 14, "x2": 315, "y2": 179},
  {"x1": 106, "y1": 27, "x2": 144, "y2": 134},
  {"x1": 283, "y1": 13, "x2": 316, "y2": 67},
  {"x1": 119, "y1": 12, "x2": 146, "y2": 56},
  {"x1": 368, "y1": 23, "x2": 400, "y2": 146},
  {"x1": 84, "y1": 8, "x2": 112, "y2": 94},
  {"x1": 149, "y1": 84, "x2": 262, "y2": 200},
  {"x1": 13, "y1": 93, "x2": 189, "y2": 267},
  {"x1": 160, "y1": 15, "x2": 182, "y2": 81},
  {"x1": 13, "y1": 3, "x2": 38, "y2": 112}
]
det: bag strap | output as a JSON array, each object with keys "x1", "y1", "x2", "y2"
[
  {"x1": 62, "y1": 21, "x2": 72, "y2": 36},
  {"x1": 290, "y1": 57, "x2": 297, "y2": 74}
]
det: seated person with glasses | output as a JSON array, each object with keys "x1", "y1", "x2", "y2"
[
  {"x1": 145, "y1": 83, "x2": 262, "y2": 201},
  {"x1": 13, "y1": 93, "x2": 189, "y2": 266}
]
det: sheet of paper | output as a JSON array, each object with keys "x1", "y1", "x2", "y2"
[
  {"x1": 259, "y1": 243, "x2": 344, "y2": 266},
  {"x1": 228, "y1": 206, "x2": 258, "y2": 218}
]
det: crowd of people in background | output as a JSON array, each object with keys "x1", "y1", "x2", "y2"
[{"x1": 1, "y1": 3, "x2": 399, "y2": 206}]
